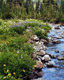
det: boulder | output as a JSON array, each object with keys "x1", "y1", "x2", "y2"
[
  {"x1": 36, "y1": 61, "x2": 44, "y2": 69},
  {"x1": 42, "y1": 55, "x2": 51, "y2": 61}
]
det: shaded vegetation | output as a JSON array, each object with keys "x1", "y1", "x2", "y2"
[{"x1": 0, "y1": 0, "x2": 64, "y2": 23}]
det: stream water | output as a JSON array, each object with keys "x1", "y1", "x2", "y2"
[{"x1": 42, "y1": 24, "x2": 64, "y2": 80}]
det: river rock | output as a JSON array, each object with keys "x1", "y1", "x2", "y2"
[
  {"x1": 41, "y1": 39, "x2": 48, "y2": 44},
  {"x1": 39, "y1": 50, "x2": 45, "y2": 56},
  {"x1": 36, "y1": 61, "x2": 44, "y2": 69},
  {"x1": 52, "y1": 39, "x2": 60, "y2": 44},
  {"x1": 34, "y1": 71, "x2": 44, "y2": 78},
  {"x1": 58, "y1": 56, "x2": 64, "y2": 60},
  {"x1": 55, "y1": 50, "x2": 59, "y2": 53},
  {"x1": 41, "y1": 55, "x2": 51, "y2": 61},
  {"x1": 61, "y1": 52, "x2": 64, "y2": 55},
  {"x1": 52, "y1": 55, "x2": 57, "y2": 59},
  {"x1": 46, "y1": 61, "x2": 55, "y2": 68},
  {"x1": 33, "y1": 35, "x2": 39, "y2": 41},
  {"x1": 55, "y1": 26, "x2": 60, "y2": 29}
]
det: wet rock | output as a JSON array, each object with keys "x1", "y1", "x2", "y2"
[
  {"x1": 52, "y1": 55, "x2": 57, "y2": 59},
  {"x1": 36, "y1": 61, "x2": 44, "y2": 69},
  {"x1": 58, "y1": 56, "x2": 64, "y2": 60},
  {"x1": 55, "y1": 50, "x2": 59, "y2": 53},
  {"x1": 61, "y1": 52, "x2": 64, "y2": 55},
  {"x1": 52, "y1": 39, "x2": 60, "y2": 44},
  {"x1": 55, "y1": 26, "x2": 60, "y2": 29},
  {"x1": 33, "y1": 43, "x2": 47, "y2": 52},
  {"x1": 41, "y1": 39, "x2": 48, "y2": 44},
  {"x1": 41, "y1": 55, "x2": 51, "y2": 61},
  {"x1": 56, "y1": 36, "x2": 62, "y2": 39},
  {"x1": 35, "y1": 42, "x2": 39, "y2": 45},
  {"x1": 46, "y1": 61, "x2": 55, "y2": 68},
  {"x1": 34, "y1": 71, "x2": 44, "y2": 78}
]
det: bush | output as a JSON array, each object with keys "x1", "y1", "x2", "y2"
[
  {"x1": 22, "y1": 43, "x2": 34, "y2": 55},
  {"x1": 10, "y1": 26, "x2": 26, "y2": 34},
  {"x1": 24, "y1": 22, "x2": 41, "y2": 28},
  {"x1": 0, "y1": 52, "x2": 35, "y2": 79},
  {"x1": 41, "y1": 24, "x2": 51, "y2": 32},
  {"x1": 31, "y1": 26, "x2": 48, "y2": 39},
  {"x1": 7, "y1": 36, "x2": 28, "y2": 51},
  {"x1": 36, "y1": 30, "x2": 48, "y2": 39},
  {"x1": 2, "y1": 12, "x2": 15, "y2": 19}
]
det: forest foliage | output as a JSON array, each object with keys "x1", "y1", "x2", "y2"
[{"x1": 0, "y1": 0, "x2": 64, "y2": 23}]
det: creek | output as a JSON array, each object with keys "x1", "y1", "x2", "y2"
[{"x1": 42, "y1": 24, "x2": 64, "y2": 80}]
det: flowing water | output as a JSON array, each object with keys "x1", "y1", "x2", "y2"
[{"x1": 42, "y1": 24, "x2": 64, "y2": 80}]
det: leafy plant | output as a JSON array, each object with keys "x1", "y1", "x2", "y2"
[{"x1": 0, "y1": 52, "x2": 35, "y2": 79}]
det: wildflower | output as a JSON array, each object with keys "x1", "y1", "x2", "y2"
[
  {"x1": 13, "y1": 72, "x2": 16, "y2": 75},
  {"x1": 22, "y1": 69, "x2": 25, "y2": 72},
  {"x1": 7, "y1": 69, "x2": 9, "y2": 72},
  {"x1": 3, "y1": 64, "x2": 6, "y2": 67},
  {"x1": 8, "y1": 73, "x2": 11, "y2": 76},
  {"x1": 33, "y1": 65, "x2": 36, "y2": 68}
]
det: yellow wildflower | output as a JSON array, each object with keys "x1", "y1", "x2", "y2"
[
  {"x1": 8, "y1": 73, "x2": 11, "y2": 76},
  {"x1": 7, "y1": 69, "x2": 9, "y2": 72},
  {"x1": 33, "y1": 65, "x2": 36, "y2": 68},
  {"x1": 22, "y1": 69, "x2": 25, "y2": 72},
  {"x1": 3, "y1": 64, "x2": 6, "y2": 67},
  {"x1": 13, "y1": 72, "x2": 16, "y2": 75}
]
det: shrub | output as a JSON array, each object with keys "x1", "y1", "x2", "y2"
[
  {"x1": 10, "y1": 26, "x2": 26, "y2": 34},
  {"x1": 22, "y1": 43, "x2": 34, "y2": 55},
  {"x1": 36, "y1": 30, "x2": 48, "y2": 39},
  {"x1": 31, "y1": 26, "x2": 48, "y2": 39},
  {"x1": 2, "y1": 12, "x2": 15, "y2": 19},
  {"x1": 24, "y1": 22, "x2": 41, "y2": 28},
  {"x1": 0, "y1": 52, "x2": 35, "y2": 79},
  {"x1": 41, "y1": 24, "x2": 51, "y2": 32},
  {"x1": 7, "y1": 36, "x2": 28, "y2": 51}
]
